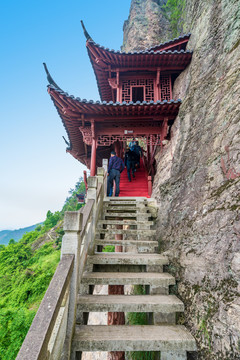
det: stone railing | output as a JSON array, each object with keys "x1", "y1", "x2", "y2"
[
  {"x1": 141, "y1": 151, "x2": 153, "y2": 197},
  {"x1": 16, "y1": 167, "x2": 106, "y2": 360}
]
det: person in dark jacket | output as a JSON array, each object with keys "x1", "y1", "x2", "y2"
[
  {"x1": 124, "y1": 147, "x2": 136, "y2": 182},
  {"x1": 107, "y1": 151, "x2": 125, "y2": 197},
  {"x1": 131, "y1": 141, "x2": 142, "y2": 168}
]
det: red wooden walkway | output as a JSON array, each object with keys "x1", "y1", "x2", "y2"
[{"x1": 119, "y1": 160, "x2": 149, "y2": 197}]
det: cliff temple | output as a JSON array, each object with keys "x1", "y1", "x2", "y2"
[{"x1": 45, "y1": 23, "x2": 192, "y2": 181}]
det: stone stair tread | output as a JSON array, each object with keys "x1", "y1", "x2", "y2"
[
  {"x1": 98, "y1": 220, "x2": 154, "y2": 225},
  {"x1": 82, "y1": 272, "x2": 175, "y2": 285},
  {"x1": 103, "y1": 213, "x2": 150, "y2": 217},
  {"x1": 88, "y1": 253, "x2": 168, "y2": 265},
  {"x1": 77, "y1": 294, "x2": 184, "y2": 312},
  {"x1": 104, "y1": 201, "x2": 144, "y2": 205},
  {"x1": 107, "y1": 197, "x2": 147, "y2": 200},
  {"x1": 73, "y1": 325, "x2": 197, "y2": 352},
  {"x1": 94, "y1": 239, "x2": 158, "y2": 246},
  {"x1": 104, "y1": 207, "x2": 148, "y2": 211},
  {"x1": 97, "y1": 229, "x2": 156, "y2": 234}
]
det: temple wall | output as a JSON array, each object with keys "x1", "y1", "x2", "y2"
[{"x1": 123, "y1": 0, "x2": 240, "y2": 359}]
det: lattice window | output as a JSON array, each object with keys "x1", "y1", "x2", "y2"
[
  {"x1": 160, "y1": 74, "x2": 171, "y2": 101},
  {"x1": 121, "y1": 78, "x2": 154, "y2": 103},
  {"x1": 97, "y1": 135, "x2": 161, "y2": 146},
  {"x1": 145, "y1": 79, "x2": 154, "y2": 102}
]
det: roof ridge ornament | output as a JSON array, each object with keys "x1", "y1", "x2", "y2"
[
  {"x1": 80, "y1": 20, "x2": 93, "y2": 42},
  {"x1": 43, "y1": 63, "x2": 63, "y2": 91}
]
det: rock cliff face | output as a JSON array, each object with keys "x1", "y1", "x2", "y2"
[
  {"x1": 123, "y1": 0, "x2": 240, "y2": 359},
  {"x1": 122, "y1": 0, "x2": 172, "y2": 52}
]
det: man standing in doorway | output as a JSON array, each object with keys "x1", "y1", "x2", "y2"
[
  {"x1": 107, "y1": 151, "x2": 125, "y2": 197},
  {"x1": 132, "y1": 141, "x2": 142, "y2": 169}
]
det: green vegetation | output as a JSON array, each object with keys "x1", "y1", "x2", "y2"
[
  {"x1": 102, "y1": 245, "x2": 115, "y2": 252},
  {"x1": 0, "y1": 178, "x2": 85, "y2": 360},
  {"x1": 162, "y1": 0, "x2": 186, "y2": 37}
]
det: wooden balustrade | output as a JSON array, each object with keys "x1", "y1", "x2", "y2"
[{"x1": 16, "y1": 168, "x2": 107, "y2": 360}]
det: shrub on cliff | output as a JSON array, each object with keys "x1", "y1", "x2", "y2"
[{"x1": 162, "y1": 0, "x2": 185, "y2": 37}]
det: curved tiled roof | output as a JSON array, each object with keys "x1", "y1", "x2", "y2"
[
  {"x1": 48, "y1": 85, "x2": 182, "y2": 114},
  {"x1": 81, "y1": 21, "x2": 191, "y2": 54},
  {"x1": 47, "y1": 85, "x2": 182, "y2": 167},
  {"x1": 87, "y1": 39, "x2": 192, "y2": 56},
  {"x1": 147, "y1": 33, "x2": 191, "y2": 52},
  {"x1": 86, "y1": 41, "x2": 192, "y2": 102}
]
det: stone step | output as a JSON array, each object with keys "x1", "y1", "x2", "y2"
[
  {"x1": 96, "y1": 229, "x2": 156, "y2": 235},
  {"x1": 94, "y1": 239, "x2": 158, "y2": 248},
  {"x1": 77, "y1": 294, "x2": 184, "y2": 313},
  {"x1": 82, "y1": 272, "x2": 175, "y2": 286},
  {"x1": 103, "y1": 212, "x2": 150, "y2": 218},
  {"x1": 98, "y1": 220, "x2": 154, "y2": 226},
  {"x1": 104, "y1": 200, "x2": 145, "y2": 205},
  {"x1": 73, "y1": 325, "x2": 197, "y2": 352},
  {"x1": 107, "y1": 197, "x2": 147, "y2": 201},
  {"x1": 87, "y1": 253, "x2": 168, "y2": 266},
  {"x1": 104, "y1": 206, "x2": 148, "y2": 211}
]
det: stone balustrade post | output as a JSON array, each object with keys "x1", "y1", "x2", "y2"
[
  {"x1": 86, "y1": 176, "x2": 98, "y2": 204},
  {"x1": 97, "y1": 166, "x2": 105, "y2": 198},
  {"x1": 97, "y1": 167, "x2": 105, "y2": 185},
  {"x1": 102, "y1": 158, "x2": 108, "y2": 172},
  {"x1": 86, "y1": 176, "x2": 98, "y2": 255},
  {"x1": 102, "y1": 159, "x2": 108, "y2": 196},
  {"x1": 97, "y1": 167, "x2": 105, "y2": 217},
  {"x1": 60, "y1": 211, "x2": 83, "y2": 360}
]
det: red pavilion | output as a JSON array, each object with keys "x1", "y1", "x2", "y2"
[{"x1": 45, "y1": 23, "x2": 192, "y2": 185}]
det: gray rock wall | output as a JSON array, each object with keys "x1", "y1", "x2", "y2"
[
  {"x1": 122, "y1": 0, "x2": 171, "y2": 52},
  {"x1": 123, "y1": 0, "x2": 240, "y2": 358}
]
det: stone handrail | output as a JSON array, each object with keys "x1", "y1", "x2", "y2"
[{"x1": 16, "y1": 167, "x2": 106, "y2": 360}]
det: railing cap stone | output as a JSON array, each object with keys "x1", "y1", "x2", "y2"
[
  {"x1": 97, "y1": 167, "x2": 105, "y2": 176},
  {"x1": 63, "y1": 211, "x2": 83, "y2": 231},
  {"x1": 87, "y1": 176, "x2": 98, "y2": 189}
]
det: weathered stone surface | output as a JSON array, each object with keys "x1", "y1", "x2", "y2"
[
  {"x1": 87, "y1": 253, "x2": 168, "y2": 265},
  {"x1": 122, "y1": 0, "x2": 172, "y2": 52},
  {"x1": 94, "y1": 239, "x2": 158, "y2": 248},
  {"x1": 122, "y1": 0, "x2": 240, "y2": 358},
  {"x1": 82, "y1": 271, "x2": 175, "y2": 286},
  {"x1": 98, "y1": 220, "x2": 154, "y2": 225},
  {"x1": 96, "y1": 229, "x2": 156, "y2": 235},
  {"x1": 73, "y1": 325, "x2": 197, "y2": 352},
  {"x1": 141, "y1": 0, "x2": 240, "y2": 358},
  {"x1": 77, "y1": 294, "x2": 184, "y2": 313}
]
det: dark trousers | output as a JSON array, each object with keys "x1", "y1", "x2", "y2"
[
  {"x1": 135, "y1": 154, "x2": 140, "y2": 168},
  {"x1": 107, "y1": 169, "x2": 121, "y2": 197},
  {"x1": 126, "y1": 161, "x2": 135, "y2": 181}
]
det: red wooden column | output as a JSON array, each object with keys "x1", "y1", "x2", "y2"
[
  {"x1": 157, "y1": 68, "x2": 161, "y2": 101},
  {"x1": 90, "y1": 122, "x2": 97, "y2": 176},
  {"x1": 90, "y1": 137, "x2": 97, "y2": 176},
  {"x1": 148, "y1": 176, "x2": 152, "y2": 197},
  {"x1": 116, "y1": 70, "x2": 120, "y2": 102},
  {"x1": 114, "y1": 140, "x2": 121, "y2": 157}
]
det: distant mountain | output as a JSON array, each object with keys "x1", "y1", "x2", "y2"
[{"x1": 0, "y1": 224, "x2": 41, "y2": 245}]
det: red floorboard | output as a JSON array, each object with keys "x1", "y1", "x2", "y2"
[{"x1": 119, "y1": 160, "x2": 149, "y2": 198}]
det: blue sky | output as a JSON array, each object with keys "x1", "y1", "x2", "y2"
[{"x1": 0, "y1": 0, "x2": 131, "y2": 230}]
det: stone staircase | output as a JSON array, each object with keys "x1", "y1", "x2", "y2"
[{"x1": 72, "y1": 197, "x2": 197, "y2": 360}]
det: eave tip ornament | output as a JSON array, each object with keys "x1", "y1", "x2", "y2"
[
  {"x1": 43, "y1": 62, "x2": 62, "y2": 91},
  {"x1": 80, "y1": 20, "x2": 93, "y2": 42}
]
